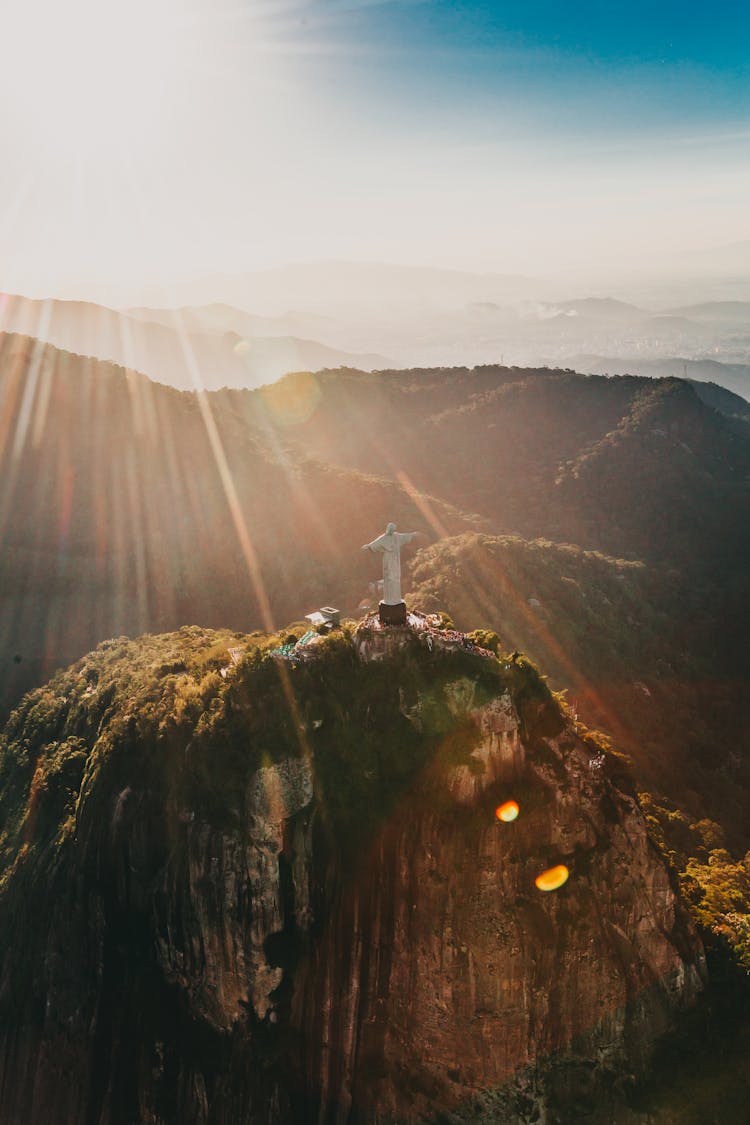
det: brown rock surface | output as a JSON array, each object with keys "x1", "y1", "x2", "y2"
[{"x1": 293, "y1": 684, "x2": 704, "y2": 1122}]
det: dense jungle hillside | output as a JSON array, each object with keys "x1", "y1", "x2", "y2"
[
  {"x1": 0, "y1": 333, "x2": 480, "y2": 716},
  {"x1": 243, "y1": 364, "x2": 750, "y2": 574}
]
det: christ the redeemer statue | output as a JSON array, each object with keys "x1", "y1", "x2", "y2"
[{"x1": 361, "y1": 522, "x2": 418, "y2": 626}]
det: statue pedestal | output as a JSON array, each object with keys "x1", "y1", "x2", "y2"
[{"x1": 379, "y1": 601, "x2": 407, "y2": 627}]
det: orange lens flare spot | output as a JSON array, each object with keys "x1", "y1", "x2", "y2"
[
  {"x1": 495, "y1": 800, "x2": 519, "y2": 822},
  {"x1": 535, "y1": 864, "x2": 569, "y2": 892},
  {"x1": 260, "y1": 370, "x2": 322, "y2": 427}
]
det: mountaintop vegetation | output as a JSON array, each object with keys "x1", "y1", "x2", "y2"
[
  {"x1": 0, "y1": 622, "x2": 563, "y2": 882},
  {"x1": 2, "y1": 617, "x2": 747, "y2": 977}
]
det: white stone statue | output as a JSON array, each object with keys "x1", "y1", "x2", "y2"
[{"x1": 361, "y1": 522, "x2": 418, "y2": 605}]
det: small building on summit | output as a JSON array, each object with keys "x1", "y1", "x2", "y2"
[{"x1": 305, "y1": 606, "x2": 341, "y2": 629}]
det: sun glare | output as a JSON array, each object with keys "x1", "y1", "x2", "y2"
[{"x1": 1, "y1": 0, "x2": 189, "y2": 159}]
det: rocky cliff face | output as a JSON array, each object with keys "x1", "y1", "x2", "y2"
[{"x1": 0, "y1": 625, "x2": 705, "y2": 1123}]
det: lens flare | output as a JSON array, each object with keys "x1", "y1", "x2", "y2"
[
  {"x1": 535, "y1": 865, "x2": 569, "y2": 892},
  {"x1": 495, "y1": 800, "x2": 519, "y2": 822},
  {"x1": 260, "y1": 370, "x2": 322, "y2": 427}
]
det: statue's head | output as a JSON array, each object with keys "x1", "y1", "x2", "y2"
[{"x1": 386, "y1": 522, "x2": 397, "y2": 534}]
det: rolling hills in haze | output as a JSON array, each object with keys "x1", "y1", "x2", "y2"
[
  {"x1": 131, "y1": 260, "x2": 558, "y2": 317},
  {"x1": 665, "y1": 301, "x2": 750, "y2": 324},
  {"x1": 126, "y1": 301, "x2": 340, "y2": 345},
  {"x1": 4, "y1": 267, "x2": 749, "y2": 400},
  {"x1": 0, "y1": 293, "x2": 388, "y2": 391},
  {"x1": 571, "y1": 354, "x2": 750, "y2": 407}
]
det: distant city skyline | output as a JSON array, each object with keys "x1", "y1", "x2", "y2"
[{"x1": 0, "y1": 0, "x2": 747, "y2": 301}]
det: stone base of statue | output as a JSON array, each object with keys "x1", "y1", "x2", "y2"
[{"x1": 379, "y1": 600, "x2": 407, "y2": 627}]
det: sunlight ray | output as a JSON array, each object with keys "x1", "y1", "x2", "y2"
[
  {"x1": 251, "y1": 381, "x2": 344, "y2": 562},
  {"x1": 395, "y1": 470, "x2": 450, "y2": 542},
  {"x1": 11, "y1": 327, "x2": 49, "y2": 461},
  {"x1": 30, "y1": 346, "x2": 54, "y2": 449},
  {"x1": 434, "y1": 541, "x2": 631, "y2": 742},
  {"x1": 172, "y1": 315, "x2": 275, "y2": 631}
]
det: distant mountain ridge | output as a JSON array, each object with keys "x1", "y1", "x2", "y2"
[
  {"x1": 665, "y1": 300, "x2": 750, "y2": 322},
  {"x1": 0, "y1": 293, "x2": 389, "y2": 390},
  {"x1": 126, "y1": 301, "x2": 338, "y2": 342},
  {"x1": 131, "y1": 259, "x2": 558, "y2": 314},
  {"x1": 553, "y1": 297, "x2": 646, "y2": 320},
  {"x1": 570, "y1": 354, "x2": 750, "y2": 405},
  {"x1": 5, "y1": 265, "x2": 750, "y2": 389}
]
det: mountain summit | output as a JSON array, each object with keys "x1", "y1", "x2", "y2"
[{"x1": 0, "y1": 622, "x2": 704, "y2": 1123}]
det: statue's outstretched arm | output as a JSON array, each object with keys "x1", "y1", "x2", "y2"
[
  {"x1": 396, "y1": 531, "x2": 420, "y2": 546},
  {"x1": 362, "y1": 534, "x2": 387, "y2": 552}
]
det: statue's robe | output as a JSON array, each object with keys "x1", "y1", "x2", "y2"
[{"x1": 363, "y1": 530, "x2": 416, "y2": 605}]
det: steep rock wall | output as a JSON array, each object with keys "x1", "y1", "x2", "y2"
[{"x1": 292, "y1": 683, "x2": 703, "y2": 1122}]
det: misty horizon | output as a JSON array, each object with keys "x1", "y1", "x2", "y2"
[{"x1": 4, "y1": 243, "x2": 750, "y2": 315}]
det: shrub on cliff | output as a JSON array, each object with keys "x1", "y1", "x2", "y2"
[{"x1": 683, "y1": 850, "x2": 750, "y2": 972}]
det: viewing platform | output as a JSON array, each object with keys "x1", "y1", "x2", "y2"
[{"x1": 354, "y1": 609, "x2": 496, "y2": 663}]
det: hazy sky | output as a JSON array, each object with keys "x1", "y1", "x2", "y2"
[{"x1": 0, "y1": 0, "x2": 748, "y2": 298}]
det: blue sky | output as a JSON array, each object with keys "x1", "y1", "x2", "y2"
[
  {"x1": 361, "y1": 0, "x2": 748, "y2": 67},
  {"x1": 320, "y1": 0, "x2": 750, "y2": 134},
  {"x1": 332, "y1": 0, "x2": 750, "y2": 73}
]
